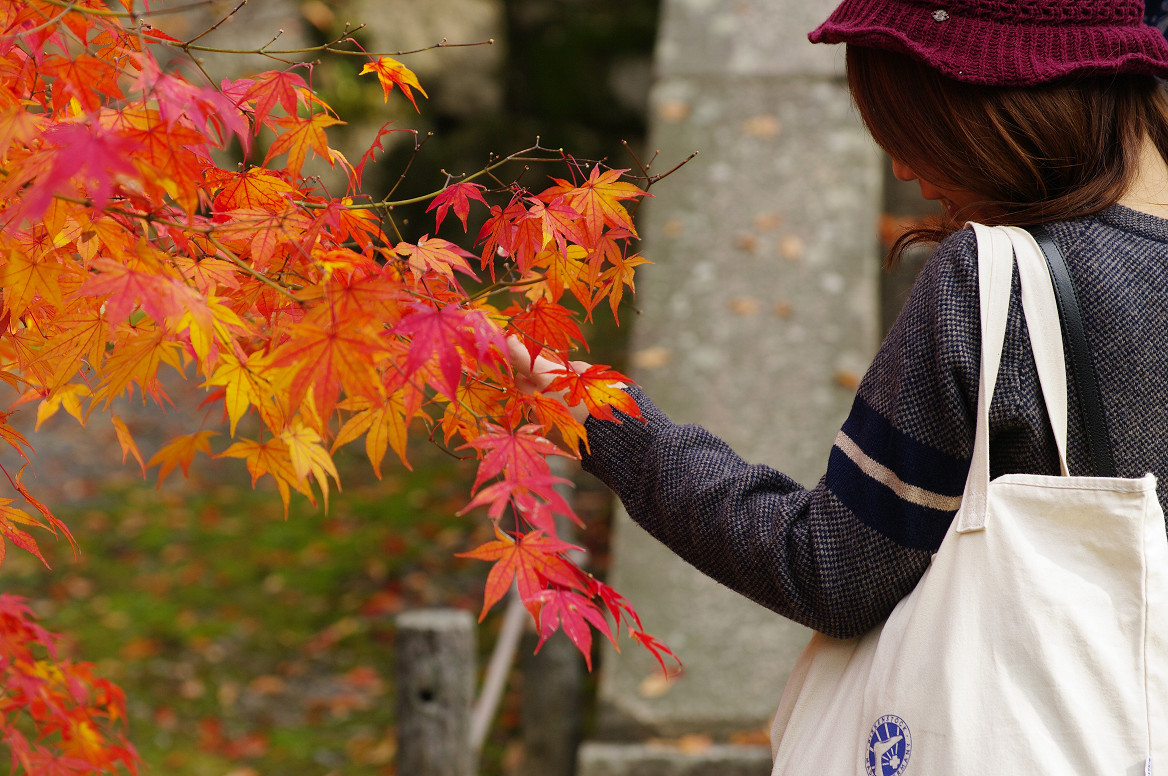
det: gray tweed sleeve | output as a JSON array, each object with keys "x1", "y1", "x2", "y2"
[{"x1": 580, "y1": 229, "x2": 1014, "y2": 638}]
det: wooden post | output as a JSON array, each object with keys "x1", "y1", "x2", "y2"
[
  {"x1": 396, "y1": 608, "x2": 476, "y2": 776},
  {"x1": 520, "y1": 629, "x2": 583, "y2": 776}
]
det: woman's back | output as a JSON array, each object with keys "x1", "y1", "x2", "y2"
[{"x1": 1054, "y1": 207, "x2": 1168, "y2": 512}]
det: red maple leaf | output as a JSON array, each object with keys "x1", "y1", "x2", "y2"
[
  {"x1": 461, "y1": 423, "x2": 568, "y2": 489},
  {"x1": 15, "y1": 122, "x2": 138, "y2": 223},
  {"x1": 244, "y1": 68, "x2": 309, "y2": 130},
  {"x1": 457, "y1": 424, "x2": 574, "y2": 519},
  {"x1": 456, "y1": 529, "x2": 583, "y2": 619},
  {"x1": 427, "y1": 181, "x2": 488, "y2": 232},
  {"x1": 475, "y1": 199, "x2": 526, "y2": 273},
  {"x1": 135, "y1": 57, "x2": 249, "y2": 149},
  {"x1": 630, "y1": 629, "x2": 683, "y2": 677},
  {"x1": 392, "y1": 304, "x2": 505, "y2": 400},
  {"x1": 528, "y1": 587, "x2": 615, "y2": 669},
  {"x1": 354, "y1": 122, "x2": 415, "y2": 190},
  {"x1": 507, "y1": 299, "x2": 586, "y2": 365},
  {"x1": 521, "y1": 195, "x2": 588, "y2": 263}
]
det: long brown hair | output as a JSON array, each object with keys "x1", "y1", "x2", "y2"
[{"x1": 846, "y1": 45, "x2": 1168, "y2": 264}]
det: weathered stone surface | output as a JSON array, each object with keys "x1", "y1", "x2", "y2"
[
  {"x1": 578, "y1": 741, "x2": 772, "y2": 776},
  {"x1": 632, "y1": 75, "x2": 880, "y2": 471},
  {"x1": 586, "y1": 0, "x2": 882, "y2": 751},
  {"x1": 655, "y1": 0, "x2": 844, "y2": 79}
]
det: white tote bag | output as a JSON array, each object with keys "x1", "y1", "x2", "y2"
[{"x1": 769, "y1": 224, "x2": 1168, "y2": 776}]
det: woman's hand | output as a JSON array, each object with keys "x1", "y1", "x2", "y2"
[
  {"x1": 505, "y1": 335, "x2": 566, "y2": 394},
  {"x1": 505, "y1": 335, "x2": 624, "y2": 425}
]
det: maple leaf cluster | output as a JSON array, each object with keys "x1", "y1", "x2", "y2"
[
  {"x1": 0, "y1": 594, "x2": 136, "y2": 774},
  {"x1": 0, "y1": 1, "x2": 678, "y2": 769}
]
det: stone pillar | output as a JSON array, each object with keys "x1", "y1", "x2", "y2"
[{"x1": 579, "y1": 0, "x2": 882, "y2": 773}]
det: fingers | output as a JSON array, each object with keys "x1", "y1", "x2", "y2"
[{"x1": 505, "y1": 334, "x2": 586, "y2": 393}]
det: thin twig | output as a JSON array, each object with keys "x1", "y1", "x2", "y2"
[
  {"x1": 205, "y1": 235, "x2": 301, "y2": 302},
  {"x1": 383, "y1": 132, "x2": 435, "y2": 202},
  {"x1": 184, "y1": 0, "x2": 247, "y2": 47},
  {"x1": 173, "y1": 37, "x2": 493, "y2": 58},
  {"x1": 38, "y1": 0, "x2": 216, "y2": 18}
]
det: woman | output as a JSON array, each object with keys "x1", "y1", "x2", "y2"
[{"x1": 513, "y1": 0, "x2": 1168, "y2": 639}]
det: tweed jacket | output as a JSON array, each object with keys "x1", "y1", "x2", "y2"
[{"x1": 580, "y1": 205, "x2": 1168, "y2": 639}]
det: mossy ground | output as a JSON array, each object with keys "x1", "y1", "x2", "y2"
[{"x1": 3, "y1": 442, "x2": 514, "y2": 775}]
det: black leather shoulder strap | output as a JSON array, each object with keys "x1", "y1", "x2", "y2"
[{"x1": 1025, "y1": 224, "x2": 1116, "y2": 477}]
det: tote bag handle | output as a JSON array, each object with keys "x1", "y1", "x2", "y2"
[
  {"x1": 958, "y1": 224, "x2": 1072, "y2": 532},
  {"x1": 1025, "y1": 224, "x2": 1116, "y2": 478}
]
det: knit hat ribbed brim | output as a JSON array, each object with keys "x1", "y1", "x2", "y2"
[{"x1": 810, "y1": 0, "x2": 1168, "y2": 86}]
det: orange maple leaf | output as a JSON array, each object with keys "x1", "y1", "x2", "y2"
[
  {"x1": 546, "y1": 363, "x2": 641, "y2": 423},
  {"x1": 543, "y1": 165, "x2": 647, "y2": 244},
  {"x1": 110, "y1": 415, "x2": 146, "y2": 477},
  {"x1": 270, "y1": 318, "x2": 387, "y2": 420},
  {"x1": 265, "y1": 111, "x2": 345, "y2": 177},
  {"x1": 360, "y1": 57, "x2": 428, "y2": 112},
  {"x1": 147, "y1": 431, "x2": 218, "y2": 486},
  {"x1": 391, "y1": 235, "x2": 477, "y2": 282},
  {"x1": 41, "y1": 54, "x2": 122, "y2": 113},
  {"x1": 599, "y1": 251, "x2": 651, "y2": 322},
  {"x1": 212, "y1": 167, "x2": 297, "y2": 213}
]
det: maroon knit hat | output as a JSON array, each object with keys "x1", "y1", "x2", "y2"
[{"x1": 809, "y1": 0, "x2": 1168, "y2": 86}]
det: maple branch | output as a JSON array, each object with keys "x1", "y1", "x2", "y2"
[
  {"x1": 466, "y1": 276, "x2": 547, "y2": 304},
  {"x1": 382, "y1": 132, "x2": 436, "y2": 203},
  {"x1": 644, "y1": 150, "x2": 699, "y2": 187},
  {"x1": 622, "y1": 143, "x2": 698, "y2": 220},
  {"x1": 36, "y1": 0, "x2": 217, "y2": 19},
  {"x1": 622, "y1": 140, "x2": 653, "y2": 181},
  {"x1": 204, "y1": 235, "x2": 301, "y2": 303},
  {"x1": 320, "y1": 145, "x2": 564, "y2": 212},
  {"x1": 383, "y1": 212, "x2": 405, "y2": 244},
  {"x1": 172, "y1": 33, "x2": 494, "y2": 59}
]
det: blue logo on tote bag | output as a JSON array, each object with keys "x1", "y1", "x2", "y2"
[{"x1": 866, "y1": 715, "x2": 911, "y2": 776}]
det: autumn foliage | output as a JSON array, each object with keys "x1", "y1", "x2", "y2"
[{"x1": 0, "y1": 0, "x2": 677, "y2": 771}]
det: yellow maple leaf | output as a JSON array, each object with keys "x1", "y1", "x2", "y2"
[
  {"x1": 147, "y1": 430, "x2": 218, "y2": 486},
  {"x1": 203, "y1": 347, "x2": 276, "y2": 437},
  {"x1": 279, "y1": 420, "x2": 339, "y2": 510},
  {"x1": 333, "y1": 394, "x2": 412, "y2": 478},
  {"x1": 218, "y1": 436, "x2": 312, "y2": 518},
  {"x1": 34, "y1": 383, "x2": 89, "y2": 431}
]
